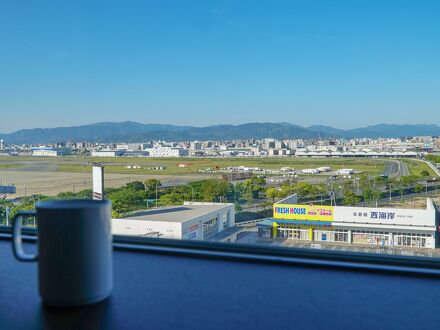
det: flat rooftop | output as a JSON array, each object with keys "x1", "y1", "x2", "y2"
[{"x1": 123, "y1": 204, "x2": 230, "y2": 223}]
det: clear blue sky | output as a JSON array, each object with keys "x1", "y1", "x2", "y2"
[{"x1": 1, "y1": 0, "x2": 439, "y2": 133}]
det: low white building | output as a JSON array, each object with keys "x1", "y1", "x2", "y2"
[
  {"x1": 32, "y1": 147, "x2": 72, "y2": 157},
  {"x1": 112, "y1": 202, "x2": 235, "y2": 240},
  {"x1": 147, "y1": 147, "x2": 189, "y2": 157},
  {"x1": 91, "y1": 150, "x2": 124, "y2": 157}
]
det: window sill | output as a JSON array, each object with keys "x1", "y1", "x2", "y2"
[{"x1": 2, "y1": 225, "x2": 440, "y2": 276}]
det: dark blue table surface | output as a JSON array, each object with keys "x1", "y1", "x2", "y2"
[{"x1": 1, "y1": 238, "x2": 440, "y2": 330}]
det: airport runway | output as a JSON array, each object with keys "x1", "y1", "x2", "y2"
[
  {"x1": 398, "y1": 160, "x2": 410, "y2": 176},
  {"x1": 383, "y1": 160, "x2": 409, "y2": 178}
]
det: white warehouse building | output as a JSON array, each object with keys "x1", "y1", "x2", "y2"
[
  {"x1": 32, "y1": 147, "x2": 72, "y2": 157},
  {"x1": 91, "y1": 150, "x2": 124, "y2": 157},
  {"x1": 147, "y1": 147, "x2": 189, "y2": 157},
  {"x1": 112, "y1": 202, "x2": 235, "y2": 240}
]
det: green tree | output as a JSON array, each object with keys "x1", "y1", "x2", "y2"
[
  {"x1": 107, "y1": 189, "x2": 145, "y2": 214},
  {"x1": 159, "y1": 192, "x2": 185, "y2": 206},
  {"x1": 56, "y1": 191, "x2": 78, "y2": 199},
  {"x1": 359, "y1": 174, "x2": 369, "y2": 187},
  {"x1": 0, "y1": 199, "x2": 14, "y2": 225},
  {"x1": 201, "y1": 179, "x2": 232, "y2": 202},
  {"x1": 400, "y1": 175, "x2": 418, "y2": 187},
  {"x1": 343, "y1": 191, "x2": 361, "y2": 206},
  {"x1": 144, "y1": 179, "x2": 161, "y2": 198},
  {"x1": 371, "y1": 189, "x2": 382, "y2": 202},
  {"x1": 75, "y1": 189, "x2": 93, "y2": 199},
  {"x1": 292, "y1": 181, "x2": 313, "y2": 196},
  {"x1": 125, "y1": 181, "x2": 145, "y2": 191},
  {"x1": 235, "y1": 177, "x2": 266, "y2": 205},
  {"x1": 363, "y1": 188, "x2": 373, "y2": 202},
  {"x1": 312, "y1": 184, "x2": 328, "y2": 196},
  {"x1": 426, "y1": 155, "x2": 440, "y2": 163},
  {"x1": 145, "y1": 179, "x2": 161, "y2": 191},
  {"x1": 420, "y1": 170, "x2": 430, "y2": 177},
  {"x1": 414, "y1": 183, "x2": 425, "y2": 193},
  {"x1": 265, "y1": 187, "x2": 279, "y2": 202}
]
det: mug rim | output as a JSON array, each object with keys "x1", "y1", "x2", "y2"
[{"x1": 36, "y1": 199, "x2": 111, "y2": 210}]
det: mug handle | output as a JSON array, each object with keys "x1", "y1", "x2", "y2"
[{"x1": 12, "y1": 210, "x2": 38, "y2": 262}]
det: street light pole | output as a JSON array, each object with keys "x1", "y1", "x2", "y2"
[
  {"x1": 5, "y1": 206, "x2": 10, "y2": 226},
  {"x1": 32, "y1": 196, "x2": 37, "y2": 227}
]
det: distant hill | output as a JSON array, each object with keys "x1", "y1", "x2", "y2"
[
  {"x1": 307, "y1": 125, "x2": 346, "y2": 136},
  {"x1": 344, "y1": 124, "x2": 440, "y2": 138},
  {"x1": 1, "y1": 121, "x2": 439, "y2": 144}
]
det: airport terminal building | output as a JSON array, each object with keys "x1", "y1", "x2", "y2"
[
  {"x1": 258, "y1": 197, "x2": 439, "y2": 249},
  {"x1": 112, "y1": 202, "x2": 235, "y2": 240}
]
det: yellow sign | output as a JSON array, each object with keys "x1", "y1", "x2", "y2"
[{"x1": 273, "y1": 204, "x2": 334, "y2": 222}]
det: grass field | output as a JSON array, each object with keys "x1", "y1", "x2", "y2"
[
  {"x1": 0, "y1": 155, "x2": 387, "y2": 176},
  {"x1": 0, "y1": 156, "x2": 405, "y2": 198},
  {"x1": 49, "y1": 156, "x2": 387, "y2": 176},
  {"x1": 401, "y1": 159, "x2": 437, "y2": 177},
  {"x1": 0, "y1": 163, "x2": 25, "y2": 170}
]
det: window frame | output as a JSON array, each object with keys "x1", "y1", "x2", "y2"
[{"x1": 2, "y1": 224, "x2": 440, "y2": 277}]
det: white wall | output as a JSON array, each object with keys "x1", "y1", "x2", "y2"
[
  {"x1": 32, "y1": 150, "x2": 58, "y2": 157},
  {"x1": 333, "y1": 199, "x2": 436, "y2": 228},
  {"x1": 112, "y1": 219, "x2": 182, "y2": 239}
]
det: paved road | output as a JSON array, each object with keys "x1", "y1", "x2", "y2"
[
  {"x1": 383, "y1": 160, "x2": 400, "y2": 178},
  {"x1": 383, "y1": 160, "x2": 409, "y2": 178},
  {"x1": 398, "y1": 160, "x2": 410, "y2": 176}
]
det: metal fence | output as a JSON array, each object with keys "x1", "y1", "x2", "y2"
[{"x1": 357, "y1": 188, "x2": 440, "y2": 207}]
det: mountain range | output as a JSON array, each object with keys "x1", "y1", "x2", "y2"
[{"x1": 1, "y1": 122, "x2": 439, "y2": 144}]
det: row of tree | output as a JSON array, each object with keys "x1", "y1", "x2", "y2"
[{"x1": 1, "y1": 167, "x2": 437, "y2": 224}]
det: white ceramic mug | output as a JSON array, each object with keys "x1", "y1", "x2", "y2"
[{"x1": 12, "y1": 199, "x2": 113, "y2": 307}]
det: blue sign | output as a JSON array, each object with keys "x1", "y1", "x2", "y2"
[
  {"x1": 370, "y1": 211, "x2": 395, "y2": 220},
  {"x1": 322, "y1": 233, "x2": 327, "y2": 241}
]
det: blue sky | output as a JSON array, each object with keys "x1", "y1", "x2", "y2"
[{"x1": 1, "y1": 0, "x2": 439, "y2": 133}]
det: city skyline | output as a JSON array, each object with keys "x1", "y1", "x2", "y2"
[{"x1": 1, "y1": 1, "x2": 439, "y2": 132}]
